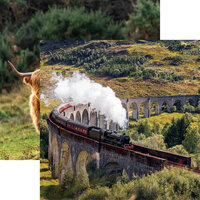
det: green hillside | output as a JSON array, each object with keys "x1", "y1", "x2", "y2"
[{"x1": 40, "y1": 40, "x2": 200, "y2": 97}]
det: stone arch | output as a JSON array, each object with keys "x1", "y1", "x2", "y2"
[
  {"x1": 70, "y1": 113, "x2": 74, "y2": 120},
  {"x1": 59, "y1": 141, "x2": 72, "y2": 184},
  {"x1": 130, "y1": 102, "x2": 139, "y2": 120},
  {"x1": 151, "y1": 101, "x2": 160, "y2": 115},
  {"x1": 104, "y1": 162, "x2": 123, "y2": 175},
  {"x1": 82, "y1": 109, "x2": 89, "y2": 125},
  {"x1": 139, "y1": 101, "x2": 149, "y2": 118},
  {"x1": 76, "y1": 150, "x2": 90, "y2": 176},
  {"x1": 186, "y1": 98, "x2": 195, "y2": 106},
  {"x1": 173, "y1": 99, "x2": 183, "y2": 111},
  {"x1": 161, "y1": 100, "x2": 171, "y2": 112},
  {"x1": 52, "y1": 135, "x2": 59, "y2": 178},
  {"x1": 90, "y1": 111, "x2": 97, "y2": 126},
  {"x1": 75, "y1": 111, "x2": 81, "y2": 123}
]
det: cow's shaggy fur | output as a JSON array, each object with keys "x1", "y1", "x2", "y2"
[{"x1": 23, "y1": 69, "x2": 40, "y2": 133}]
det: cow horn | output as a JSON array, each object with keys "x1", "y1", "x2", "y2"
[{"x1": 7, "y1": 60, "x2": 33, "y2": 77}]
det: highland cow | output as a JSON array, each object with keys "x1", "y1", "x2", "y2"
[{"x1": 7, "y1": 61, "x2": 40, "y2": 133}]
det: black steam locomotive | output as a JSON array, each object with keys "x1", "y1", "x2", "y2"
[{"x1": 50, "y1": 107, "x2": 133, "y2": 149}]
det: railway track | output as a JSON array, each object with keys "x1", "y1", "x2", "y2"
[{"x1": 166, "y1": 161, "x2": 200, "y2": 174}]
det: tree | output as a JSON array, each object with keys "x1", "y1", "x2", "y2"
[
  {"x1": 182, "y1": 126, "x2": 200, "y2": 153},
  {"x1": 164, "y1": 114, "x2": 191, "y2": 148},
  {"x1": 124, "y1": 0, "x2": 160, "y2": 40},
  {"x1": 137, "y1": 119, "x2": 152, "y2": 137},
  {"x1": 152, "y1": 121, "x2": 161, "y2": 135}
]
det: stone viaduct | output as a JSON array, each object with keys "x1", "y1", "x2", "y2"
[
  {"x1": 60, "y1": 95, "x2": 200, "y2": 128},
  {"x1": 121, "y1": 95, "x2": 200, "y2": 120},
  {"x1": 47, "y1": 94, "x2": 197, "y2": 184},
  {"x1": 48, "y1": 116, "x2": 167, "y2": 184}
]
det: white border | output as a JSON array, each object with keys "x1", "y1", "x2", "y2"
[
  {"x1": 161, "y1": 0, "x2": 200, "y2": 39},
  {"x1": 0, "y1": 161, "x2": 40, "y2": 200}
]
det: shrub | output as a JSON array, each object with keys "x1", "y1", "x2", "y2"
[
  {"x1": 135, "y1": 134, "x2": 166, "y2": 150},
  {"x1": 62, "y1": 169, "x2": 74, "y2": 187},
  {"x1": 163, "y1": 56, "x2": 183, "y2": 66},
  {"x1": 0, "y1": 109, "x2": 10, "y2": 121},
  {"x1": 168, "y1": 145, "x2": 189, "y2": 155},
  {"x1": 183, "y1": 102, "x2": 195, "y2": 113},
  {"x1": 170, "y1": 106, "x2": 177, "y2": 112},
  {"x1": 73, "y1": 170, "x2": 89, "y2": 195},
  {"x1": 81, "y1": 187, "x2": 110, "y2": 200}
]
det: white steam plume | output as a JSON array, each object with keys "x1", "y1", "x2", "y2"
[{"x1": 51, "y1": 72, "x2": 127, "y2": 128}]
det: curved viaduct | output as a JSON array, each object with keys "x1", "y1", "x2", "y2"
[
  {"x1": 48, "y1": 120, "x2": 166, "y2": 184},
  {"x1": 121, "y1": 95, "x2": 200, "y2": 120},
  {"x1": 47, "y1": 95, "x2": 199, "y2": 184}
]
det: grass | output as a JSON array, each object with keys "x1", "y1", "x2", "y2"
[
  {"x1": 128, "y1": 112, "x2": 199, "y2": 129},
  {"x1": 0, "y1": 84, "x2": 39, "y2": 160},
  {"x1": 40, "y1": 159, "x2": 62, "y2": 200}
]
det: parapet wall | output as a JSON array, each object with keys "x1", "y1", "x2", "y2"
[
  {"x1": 60, "y1": 103, "x2": 119, "y2": 131},
  {"x1": 132, "y1": 144, "x2": 191, "y2": 167}
]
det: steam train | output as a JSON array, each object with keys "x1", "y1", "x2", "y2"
[{"x1": 50, "y1": 107, "x2": 133, "y2": 149}]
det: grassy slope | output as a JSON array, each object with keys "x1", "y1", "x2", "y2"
[
  {"x1": 40, "y1": 41, "x2": 200, "y2": 98},
  {"x1": 0, "y1": 85, "x2": 39, "y2": 159},
  {"x1": 128, "y1": 112, "x2": 199, "y2": 129},
  {"x1": 40, "y1": 159, "x2": 61, "y2": 200}
]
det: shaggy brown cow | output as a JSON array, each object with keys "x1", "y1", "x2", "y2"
[{"x1": 7, "y1": 61, "x2": 40, "y2": 133}]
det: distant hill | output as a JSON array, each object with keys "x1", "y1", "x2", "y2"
[{"x1": 40, "y1": 40, "x2": 200, "y2": 98}]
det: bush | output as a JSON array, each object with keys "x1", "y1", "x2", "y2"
[
  {"x1": 135, "y1": 134, "x2": 166, "y2": 150},
  {"x1": 81, "y1": 187, "x2": 110, "y2": 200},
  {"x1": 62, "y1": 169, "x2": 74, "y2": 187},
  {"x1": 73, "y1": 170, "x2": 89, "y2": 195},
  {"x1": 184, "y1": 102, "x2": 195, "y2": 113},
  {"x1": 124, "y1": 0, "x2": 160, "y2": 40},
  {"x1": 0, "y1": 109, "x2": 10, "y2": 121},
  {"x1": 168, "y1": 145, "x2": 189, "y2": 155},
  {"x1": 163, "y1": 56, "x2": 183, "y2": 66}
]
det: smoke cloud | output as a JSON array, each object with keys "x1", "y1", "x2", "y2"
[{"x1": 44, "y1": 71, "x2": 127, "y2": 128}]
